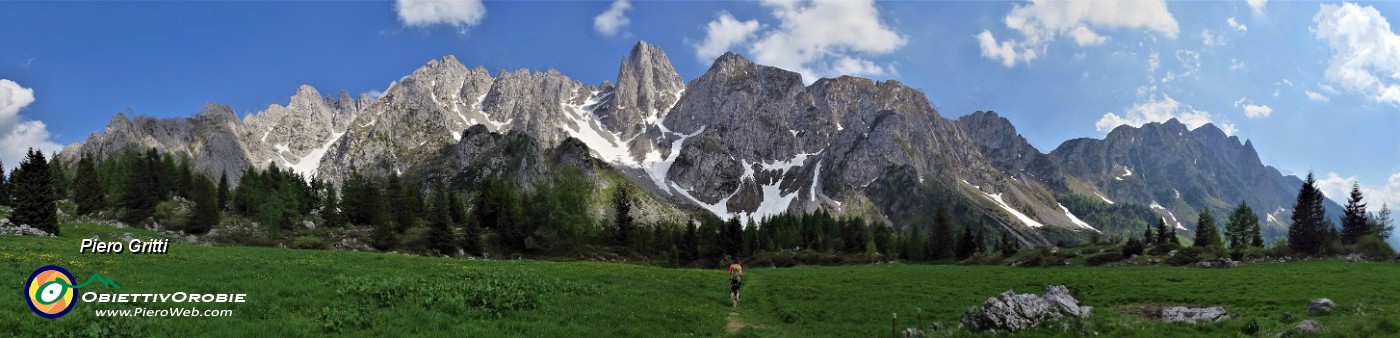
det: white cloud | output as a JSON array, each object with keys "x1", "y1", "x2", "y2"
[
  {"x1": 1234, "y1": 97, "x2": 1273, "y2": 118},
  {"x1": 1247, "y1": 0, "x2": 1267, "y2": 15},
  {"x1": 694, "y1": 12, "x2": 761, "y2": 63},
  {"x1": 1201, "y1": 29, "x2": 1227, "y2": 47},
  {"x1": 1148, "y1": 51, "x2": 1161, "y2": 72},
  {"x1": 977, "y1": 0, "x2": 1178, "y2": 67},
  {"x1": 695, "y1": 0, "x2": 906, "y2": 82},
  {"x1": 1243, "y1": 104, "x2": 1272, "y2": 118},
  {"x1": 1230, "y1": 58, "x2": 1246, "y2": 71},
  {"x1": 1314, "y1": 3, "x2": 1400, "y2": 106},
  {"x1": 1305, "y1": 90, "x2": 1330, "y2": 102},
  {"x1": 0, "y1": 79, "x2": 62, "y2": 167},
  {"x1": 1162, "y1": 49, "x2": 1200, "y2": 83},
  {"x1": 1095, "y1": 94, "x2": 1228, "y2": 134},
  {"x1": 1316, "y1": 172, "x2": 1400, "y2": 222},
  {"x1": 395, "y1": 0, "x2": 486, "y2": 33},
  {"x1": 1226, "y1": 17, "x2": 1248, "y2": 31},
  {"x1": 594, "y1": 0, "x2": 631, "y2": 37}
]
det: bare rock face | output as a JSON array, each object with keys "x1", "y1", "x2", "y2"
[
  {"x1": 1160, "y1": 306, "x2": 1230, "y2": 324},
  {"x1": 594, "y1": 41, "x2": 685, "y2": 140},
  {"x1": 59, "y1": 103, "x2": 254, "y2": 184},
  {"x1": 241, "y1": 85, "x2": 354, "y2": 178},
  {"x1": 960, "y1": 285, "x2": 1092, "y2": 333}
]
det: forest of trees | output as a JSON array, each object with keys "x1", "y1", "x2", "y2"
[{"x1": 12, "y1": 146, "x2": 1396, "y2": 267}]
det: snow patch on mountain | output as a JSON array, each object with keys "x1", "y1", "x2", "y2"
[
  {"x1": 642, "y1": 126, "x2": 705, "y2": 193},
  {"x1": 984, "y1": 191, "x2": 1044, "y2": 228},
  {"x1": 1094, "y1": 192, "x2": 1115, "y2": 204},
  {"x1": 561, "y1": 92, "x2": 632, "y2": 164},
  {"x1": 289, "y1": 132, "x2": 345, "y2": 179},
  {"x1": 1060, "y1": 203, "x2": 1101, "y2": 232}
]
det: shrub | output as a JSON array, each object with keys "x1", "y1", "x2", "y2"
[
  {"x1": 1243, "y1": 318, "x2": 1261, "y2": 336},
  {"x1": 1148, "y1": 242, "x2": 1181, "y2": 256},
  {"x1": 1086, "y1": 252, "x2": 1125, "y2": 266},
  {"x1": 1121, "y1": 238, "x2": 1145, "y2": 257},
  {"x1": 1353, "y1": 236, "x2": 1397, "y2": 261},
  {"x1": 1019, "y1": 247, "x2": 1064, "y2": 267},
  {"x1": 153, "y1": 199, "x2": 192, "y2": 231},
  {"x1": 291, "y1": 235, "x2": 329, "y2": 250},
  {"x1": 1166, "y1": 247, "x2": 1204, "y2": 266},
  {"x1": 398, "y1": 225, "x2": 433, "y2": 254}
]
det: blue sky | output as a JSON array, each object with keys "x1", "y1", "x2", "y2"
[{"x1": 2, "y1": 0, "x2": 1399, "y2": 212}]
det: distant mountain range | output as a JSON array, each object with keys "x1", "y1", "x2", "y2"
[{"x1": 56, "y1": 41, "x2": 1339, "y2": 245}]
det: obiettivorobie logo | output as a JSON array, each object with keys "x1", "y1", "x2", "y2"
[
  {"x1": 24, "y1": 265, "x2": 120, "y2": 319},
  {"x1": 24, "y1": 265, "x2": 248, "y2": 319}
]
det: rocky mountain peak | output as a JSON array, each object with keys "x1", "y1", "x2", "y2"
[{"x1": 599, "y1": 41, "x2": 685, "y2": 139}]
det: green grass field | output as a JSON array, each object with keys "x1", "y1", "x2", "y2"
[{"x1": 4, "y1": 223, "x2": 1399, "y2": 337}]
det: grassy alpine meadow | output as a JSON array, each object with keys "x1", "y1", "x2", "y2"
[{"x1": 5, "y1": 223, "x2": 1400, "y2": 337}]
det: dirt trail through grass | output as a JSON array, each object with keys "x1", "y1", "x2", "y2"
[{"x1": 725, "y1": 312, "x2": 747, "y2": 333}]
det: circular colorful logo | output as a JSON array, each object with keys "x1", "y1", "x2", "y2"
[{"x1": 26, "y1": 265, "x2": 76, "y2": 319}]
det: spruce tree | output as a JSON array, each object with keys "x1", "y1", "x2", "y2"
[
  {"x1": 682, "y1": 220, "x2": 699, "y2": 261},
  {"x1": 187, "y1": 174, "x2": 218, "y2": 235},
  {"x1": 1225, "y1": 201, "x2": 1259, "y2": 249},
  {"x1": 384, "y1": 173, "x2": 409, "y2": 233},
  {"x1": 904, "y1": 224, "x2": 926, "y2": 261},
  {"x1": 1289, "y1": 172, "x2": 1332, "y2": 255},
  {"x1": 49, "y1": 155, "x2": 69, "y2": 200},
  {"x1": 217, "y1": 171, "x2": 229, "y2": 210},
  {"x1": 1193, "y1": 209, "x2": 1221, "y2": 247},
  {"x1": 1000, "y1": 231, "x2": 1020, "y2": 257},
  {"x1": 322, "y1": 184, "x2": 342, "y2": 228},
  {"x1": 12, "y1": 149, "x2": 57, "y2": 235},
  {"x1": 73, "y1": 155, "x2": 105, "y2": 215},
  {"x1": 1372, "y1": 203, "x2": 1393, "y2": 239},
  {"x1": 931, "y1": 208, "x2": 955, "y2": 260},
  {"x1": 1155, "y1": 217, "x2": 1171, "y2": 245},
  {"x1": 955, "y1": 226, "x2": 976, "y2": 260},
  {"x1": 120, "y1": 150, "x2": 157, "y2": 225},
  {"x1": 613, "y1": 187, "x2": 635, "y2": 248},
  {"x1": 448, "y1": 192, "x2": 466, "y2": 225},
  {"x1": 428, "y1": 184, "x2": 456, "y2": 256},
  {"x1": 1340, "y1": 182, "x2": 1369, "y2": 245},
  {"x1": 1143, "y1": 222, "x2": 1155, "y2": 244},
  {"x1": 0, "y1": 159, "x2": 11, "y2": 206}
]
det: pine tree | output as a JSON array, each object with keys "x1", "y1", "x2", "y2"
[
  {"x1": 1289, "y1": 172, "x2": 1333, "y2": 255},
  {"x1": 904, "y1": 224, "x2": 926, "y2": 261},
  {"x1": 1143, "y1": 222, "x2": 1155, "y2": 244},
  {"x1": 448, "y1": 192, "x2": 466, "y2": 225},
  {"x1": 12, "y1": 149, "x2": 57, "y2": 235},
  {"x1": 1372, "y1": 203, "x2": 1393, "y2": 239},
  {"x1": 1340, "y1": 182, "x2": 1369, "y2": 245},
  {"x1": 613, "y1": 187, "x2": 635, "y2": 248},
  {"x1": 187, "y1": 174, "x2": 218, "y2": 235},
  {"x1": 0, "y1": 159, "x2": 9, "y2": 206},
  {"x1": 428, "y1": 184, "x2": 456, "y2": 256},
  {"x1": 1225, "y1": 201, "x2": 1259, "y2": 249},
  {"x1": 49, "y1": 155, "x2": 69, "y2": 200},
  {"x1": 1193, "y1": 209, "x2": 1221, "y2": 247},
  {"x1": 120, "y1": 150, "x2": 157, "y2": 225},
  {"x1": 384, "y1": 173, "x2": 409, "y2": 233},
  {"x1": 216, "y1": 171, "x2": 229, "y2": 210},
  {"x1": 322, "y1": 184, "x2": 342, "y2": 228},
  {"x1": 1155, "y1": 217, "x2": 1171, "y2": 245},
  {"x1": 682, "y1": 220, "x2": 699, "y2": 261},
  {"x1": 955, "y1": 226, "x2": 976, "y2": 260},
  {"x1": 73, "y1": 155, "x2": 105, "y2": 215},
  {"x1": 1250, "y1": 220, "x2": 1265, "y2": 248},
  {"x1": 930, "y1": 208, "x2": 955, "y2": 260}
]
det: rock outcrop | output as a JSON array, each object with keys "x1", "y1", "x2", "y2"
[
  {"x1": 960, "y1": 285, "x2": 1092, "y2": 333},
  {"x1": 1159, "y1": 306, "x2": 1229, "y2": 324}
]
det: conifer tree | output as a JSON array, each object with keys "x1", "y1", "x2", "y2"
[
  {"x1": 1340, "y1": 182, "x2": 1369, "y2": 245},
  {"x1": 1143, "y1": 222, "x2": 1155, "y2": 244},
  {"x1": 1193, "y1": 208, "x2": 1221, "y2": 247},
  {"x1": 187, "y1": 174, "x2": 218, "y2": 235},
  {"x1": 121, "y1": 150, "x2": 157, "y2": 225},
  {"x1": 12, "y1": 149, "x2": 57, "y2": 235},
  {"x1": 903, "y1": 224, "x2": 926, "y2": 261},
  {"x1": 73, "y1": 155, "x2": 105, "y2": 215},
  {"x1": 1225, "y1": 201, "x2": 1259, "y2": 249},
  {"x1": 1155, "y1": 217, "x2": 1171, "y2": 245},
  {"x1": 217, "y1": 171, "x2": 229, "y2": 210},
  {"x1": 1289, "y1": 172, "x2": 1332, "y2": 255},
  {"x1": 955, "y1": 226, "x2": 976, "y2": 260},
  {"x1": 428, "y1": 184, "x2": 456, "y2": 256},
  {"x1": 49, "y1": 155, "x2": 69, "y2": 200},
  {"x1": 0, "y1": 159, "x2": 10, "y2": 206},
  {"x1": 1372, "y1": 203, "x2": 1393, "y2": 239},
  {"x1": 613, "y1": 186, "x2": 635, "y2": 248},
  {"x1": 930, "y1": 208, "x2": 955, "y2": 260}
]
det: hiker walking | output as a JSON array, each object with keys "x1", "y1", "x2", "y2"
[{"x1": 728, "y1": 259, "x2": 743, "y2": 307}]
